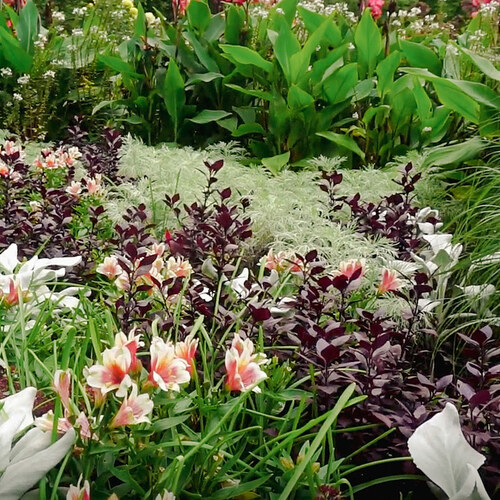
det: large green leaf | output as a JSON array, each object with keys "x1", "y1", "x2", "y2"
[
  {"x1": 98, "y1": 55, "x2": 144, "y2": 79},
  {"x1": 163, "y1": 59, "x2": 186, "y2": 141},
  {"x1": 232, "y1": 122, "x2": 266, "y2": 137},
  {"x1": 401, "y1": 67, "x2": 481, "y2": 123},
  {"x1": 220, "y1": 44, "x2": 273, "y2": 73},
  {"x1": 0, "y1": 26, "x2": 32, "y2": 72},
  {"x1": 186, "y1": 0, "x2": 211, "y2": 33},
  {"x1": 400, "y1": 39, "x2": 442, "y2": 75},
  {"x1": 317, "y1": 131, "x2": 365, "y2": 159},
  {"x1": 354, "y1": 9, "x2": 382, "y2": 77},
  {"x1": 270, "y1": 19, "x2": 300, "y2": 84},
  {"x1": 376, "y1": 50, "x2": 401, "y2": 96},
  {"x1": 134, "y1": 2, "x2": 146, "y2": 38},
  {"x1": 323, "y1": 63, "x2": 358, "y2": 104},
  {"x1": 225, "y1": 5, "x2": 244, "y2": 44},
  {"x1": 16, "y1": 0, "x2": 38, "y2": 55},
  {"x1": 297, "y1": 6, "x2": 341, "y2": 46},
  {"x1": 225, "y1": 83, "x2": 272, "y2": 101},
  {"x1": 261, "y1": 151, "x2": 290, "y2": 174},
  {"x1": 289, "y1": 13, "x2": 331, "y2": 83},
  {"x1": 287, "y1": 85, "x2": 314, "y2": 110},
  {"x1": 422, "y1": 137, "x2": 485, "y2": 168},
  {"x1": 189, "y1": 109, "x2": 232, "y2": 124},
  {"x1": 432, "y1": 79, "x2": 480, "y2": 123},
  {"x1": 460, "y1": 47, "x2": 500, "y2": 82}
]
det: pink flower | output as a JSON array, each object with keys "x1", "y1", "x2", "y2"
[
  {"x1": 96, "y1": 256, "x2": 122, "y2": 280},
  {"x1": 367, "y1": 0, "x2": 384, "y2": 18},
  {"x1": 149, "y1": 337, "x2": 191, "y2": 392},
  {"x1": 35, "y1": 410, "x2": 73, "y2": 435},
  {"x1": 111, "y1": 383, "x2": 153, "y2": 428},
  {"x1": 175, "y1": 334, "x2": 199, "y2": 374},
  {"x1": 67, "y1": 476, "x2": 90, "y2": 500},
  {"x1": 114, "y1": 330, "x2": 144, "y2": 373},
  {"x1": 225, "y1": 334, "x2": 268, "y2": 393},
  {"x1": 165, "y1": 256, "x2": 192, "y2": 279},
  {"x1": 53, "y1": 369, "x2": 71, "y2": 411},
  {"x1": 336, "y1": 258, "x2": 366, "y2": 291},
  {"x1": 172, "y1": 0, "x2": 190, "y2": 15},
  {"x1": 84, "y1": 174, "x2": 102, "y2": 195},
  {"x1": 264, "y1": 250, "x2": 302, "y2": 273},
  {"x1": 0, "y1": 162, "x2": 9, "y2": 177},
  {"x1": 66, "y1": 181, "x2": 82, "y2": 198},
  {"x1": 75, "y1": 411, "x2": 96, "y2": 440},
  {"x1": 377, "y1": 269, "x2": 403, "y2": 294},
  {"x1": 84, "y1": 346, "x2": 133, "y2": 397}
]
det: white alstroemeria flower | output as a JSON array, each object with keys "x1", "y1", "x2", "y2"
[
  {"x1": 408, "y1": 403, "x2": 490, "y2": 500},
  {"x1": 0, "y1": 244, "x2": 81, "y2": 308},
  {"x1": 0, "y1": 388, "x2": 76, "y2": 500}
]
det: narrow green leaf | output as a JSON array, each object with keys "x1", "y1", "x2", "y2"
[{"x1": 163, "y1": 59, "x2": 186, "y2": 141}]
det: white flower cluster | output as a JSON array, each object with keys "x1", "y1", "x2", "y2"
[
  {"x1": 478, "y1": 0, "x2": 499, "y2": 15},
  {"x1": 0, "y1": 67, "x2": 12, "y2": 77}
]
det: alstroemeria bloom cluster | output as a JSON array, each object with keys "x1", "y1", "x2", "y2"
[
  {"x1": 96, "y1": 247, "x2": 192, "y2": 293},
  {"x1": 66, "y1": 174, "x2": 104, "y2": 199},
  {"x1": 225, "y1": 334, "x2": 268, "y2": 393},
  {"x1": 84, "y1": 331, "x2": 198, "y2": 426},
  {"x1": 264, "y1": 249, "x2": 303, "y2": 274},
  {"x1": 33, "y1": 146, "x2": 82, "y2": 170},
  {"x1": 35, "y1": 369, "x2": 95, "y2": 441}
]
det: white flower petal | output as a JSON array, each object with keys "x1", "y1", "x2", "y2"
[
  {"x1": 408, "y1": 403, "x2": 487, "y2": 498},
  {"x1": 0, "y1": 428, "x2": 75, "y2": 500}
]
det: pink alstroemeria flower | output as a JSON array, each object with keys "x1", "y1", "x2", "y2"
[
  {"x1": 165, "y1": 256, "x2": 192, "y2": 279},
  {"x1": 378, "y1": 269, "x2": 403, "y2": 294},
  {"x1": 175, "y1": 334, "x2": 199, "y2": 374},
  {"x1": 66, "y1": 181, "x2": 82, "y2": 198},
  {"x1": 110, "y1": 383, "x2": 153, "y2": 428},
  {"x1": 336, "y1": 258, "x2": 366, "y2": 291},
  {"x1": 53, "y1": 369, "x2": 71, "y2": 411},
  {"x1": 225, "y1": 334, "x2": 268, "y2": 393},
  {"x1": 67, "y1": 475, "x2": 91, "y2": 500},
  {"x1": 84, "y1": 346, "x2": 133, "y2": 397},
  {"x1": 114, "y1": 330, "x2": 144, "y2": 373},
  {"x1": 148, "y1": 337, "x2": 191, "y2": 392},
  {"x1": 96, "y1": 256, "x2": 122, "y2": 280}
]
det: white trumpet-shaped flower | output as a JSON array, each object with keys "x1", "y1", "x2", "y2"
[
  {"x1": 408, "y1": 403, "x2": 490, "y2": 500},
  {"x1": 0, "y1": 244, "x2": 82, "y2": 308},
  {"x1": 0, "y1": 387, "x2": 76, "y2": 500}
]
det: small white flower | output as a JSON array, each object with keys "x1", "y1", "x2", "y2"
[
  {"x1": 72, "y1": 28, "x2": 84, "y2": 37},
  {"x1": 422, "y1": 126, "x2": 432, "y2": 133},
  {"x1": 13, "y1": 93, "x2": 23, "y2": 102},
  {"x1": 52, "y1": 10, "x2": 65, "y2": 22},
  {"x1": 0, "y1": 68, "x2": 12, "y2": 77},
  {"x1": 17, "y1": 75, "x2": 30, "y2": 85},
  {"x1": 43, "y1": 70, "x2": 56, "y2": 78},
  {"x1": 348, "y1": 42, "x2": 355, "y2": 50},
  {"x1": 352, "y1": 111, "x2": 359, "y2": 120}
]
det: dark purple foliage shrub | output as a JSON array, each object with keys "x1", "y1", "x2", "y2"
[{"x1": 0, "y1": 127, "x2": 120, "y2": 279}]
